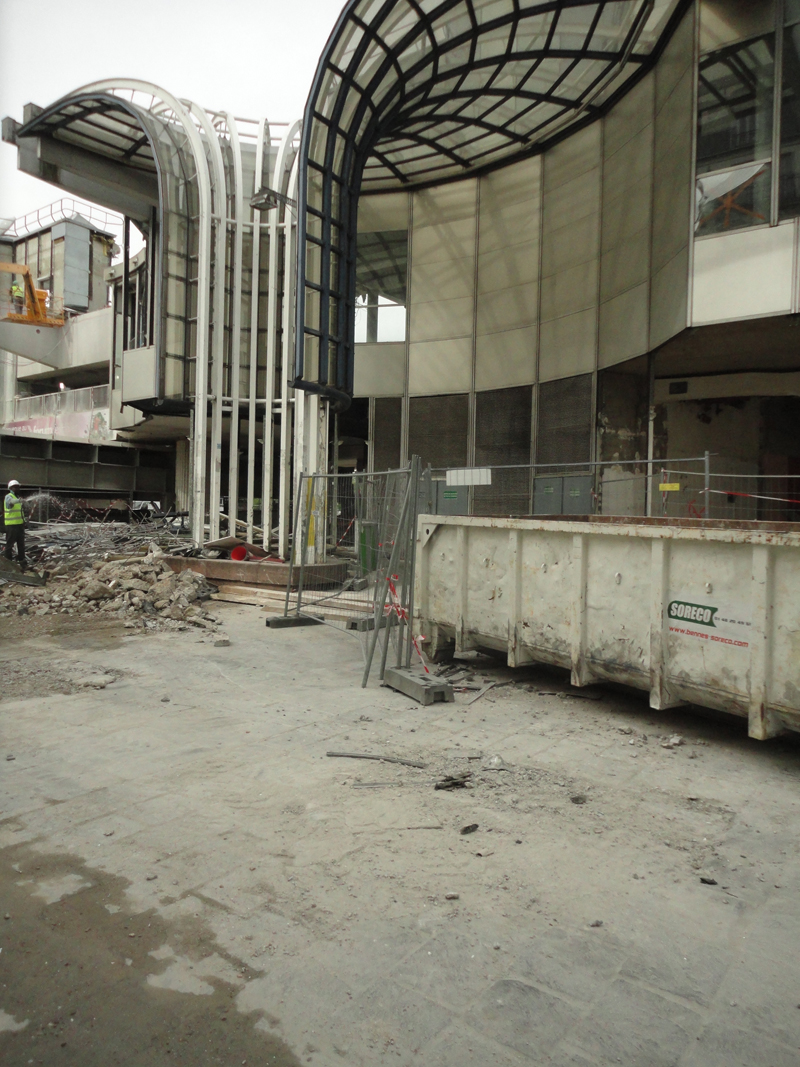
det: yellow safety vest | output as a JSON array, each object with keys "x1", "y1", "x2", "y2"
[{"x1": 4, "y1": 492, "x2": 23, "y2": 525}]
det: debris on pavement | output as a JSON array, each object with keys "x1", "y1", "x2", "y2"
[
  {"x1": 700, "y1": 876, "x2": 718, "y2": 885},
  {"x1": 326, "y1": 750, "x2": 426, "y2": 768},
  {"x1": 482, "y1": 754, "x2": 509, "y2": 771},
  {"x1": 434, "y1": 772, "x2": 472, "y2": 791},
  {"x1": 0, "y1": 547, "x2": 221, "y2": 634},
  {"x1": 570, "y1": 794, "x2": 588, "y2": 804},
  {"x1": 661, "y1": 734, "x2": 686, "y2": 749},
  {"x1": 460, "y1": 823, "x2": 479, "y2": 835}
]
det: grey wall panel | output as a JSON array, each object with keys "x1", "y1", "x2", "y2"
[
  {"x1": 408, "y1": 337, "x2": 473, "y2": 395},
  {"x1": 358, "y1": 193, "x2": 409, "y2": 232},
  {"x1": 649, "y1": 7, "x2": 695, "y2": 349},
  {"x1": 540, "y1": 123, "x2": 601, "y2": 381},
  {"x1": 598, "y1": 283, "x2": 650, "y2": 368},
  {"x1": 475, "y1": 325, "x2": 537, "y2": 392},
  {"x1": 538, "y1": 309, "x2": 598, "y2": 382},
  {"x1": 354, "y1": 341, "x2": 405, "y2": 397}
]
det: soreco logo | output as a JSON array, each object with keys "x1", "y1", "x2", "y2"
[{"x1": 668, "y1": 601, "x2": 717, "y2": 627}]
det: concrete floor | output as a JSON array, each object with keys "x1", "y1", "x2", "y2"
[{"x1": 2, "y1": 603, "x2": 800, "y2": 1066}]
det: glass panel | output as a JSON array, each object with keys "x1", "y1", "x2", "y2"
[
  {"x1": 700, "y1": 0, "x2": 775, "y2": 53},
  {"x1": 780, "y1": 21, "x2": 800, "y2": 218},
  {"x1": 697, "y1": 33, "x2": 775, "y2": 174},
  {"x1": 356, "y1": 230, "x2": 408, "y2": 303},
  {"x1": 788, "y1": 0, "x2": 800, "y2": 25},
  {"x1": 695, "y1": 161, "x2": 771, "y2": 233}
]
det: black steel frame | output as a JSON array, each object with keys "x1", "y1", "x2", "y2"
[{"x1": 295, "y1": 0, "x2": 691, "y2": 411}]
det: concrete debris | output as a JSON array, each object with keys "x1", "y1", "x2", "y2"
[
  {"x1": 444, "y1": 892, "x2": 460, "y2": 900},
  {"x1": 482, "y1": 754, "x2": 509, "y2": 771},
  {"x1": 460, "y1": 823, "x2": 479, "y2": 835},
  {"x1": 661, "y1": 734, "x2": 686, "y2": 749},
  {"x1": 435, "y1": 772, "x2": 472, "y2": 791},
  {"x1": 214, "y1": 637, "x2": 231, "y2": 647},
  {"x1": 0, "y1": 548, "x2": 221, "y2": 635}
]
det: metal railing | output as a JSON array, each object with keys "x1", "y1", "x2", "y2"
[
  {"x1": 2, "y1": 198, "x2": 123, "y2": 240},
  {"x1": 8, "y1": 385, "x2": 110, "y2": 422}
]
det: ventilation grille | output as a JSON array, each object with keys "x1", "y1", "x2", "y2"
[
  {"x1": 474, "y1": 386, "x2": 532, "y2": 515},
  {"x1": 372, "y1": 397, "x2": 402, "y2": 471},
  {"x1": 408, "y1": 394, "x2": 468, "y2": 470},
  {"x1": 537, "y1": 374, "x2": 593, "y2": 470}
]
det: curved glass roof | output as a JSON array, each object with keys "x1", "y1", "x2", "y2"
[
  {"x1": 307, "y1": 0, "x2": 686, "y2": 193},
  {"x1": 296, "y1": 0, "x2": 687, "y2": 405}
]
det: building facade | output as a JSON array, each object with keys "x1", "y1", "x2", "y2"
[{"x1": 2, "y1": 0, "x2": 799, "y2": 542}]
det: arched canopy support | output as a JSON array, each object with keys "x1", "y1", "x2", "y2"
[{"x1": 295, "y1": 0, "x2": 690, "y2": 409}]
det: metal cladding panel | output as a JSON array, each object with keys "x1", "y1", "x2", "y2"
[
  {"x1": 408, "y1": 393, "x2": 468, "y2": 470},
  {"x1": 415, "y1": 516, "x2": 800, "y2": 736},
  {"x1": 537, "y1": 373, "x2": 593, "y2": 468},
  {"x1": 354, "y1": 342, "x2": 406, "y2": 397},
  {"x1": 372, "y1": 396, "x2": 402, "y2": 472},
  {"x1": 692, "y1": 225, "x2": 796, "y2": 325},
  {"x1": 650, "y1": 6, "x2": 694, "y2": 348},
  {"x1": 474, "y1": 386, "x2": 532, "y2": 515}
]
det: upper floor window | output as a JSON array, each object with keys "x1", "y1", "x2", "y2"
[
  {"x1": 354, "y1": 230, "x2": 407, "y2": 343},
  {"x1": 696, "y1": 0, "x2": 800, "y2": 235},
  {"x1": 696, "y1": 1, "x2": 776, "y2": 235}
]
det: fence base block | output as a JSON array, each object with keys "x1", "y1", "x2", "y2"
[
  {"x1": 382, "y1": 667, "x2": 454, "y2": 705},
  {"x1": 267, "y1": 614, "x2": 323, "y2": 629}
]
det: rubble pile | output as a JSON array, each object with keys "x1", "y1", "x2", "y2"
[
  {"x1": 0, "y1": 552, "x2": 222, "y2": 634},
  {"x1": 26, "y1": 520, "x2": 196, "y2": 572}
]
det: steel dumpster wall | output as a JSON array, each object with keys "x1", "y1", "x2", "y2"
[{"x1": 414, "y1": 515, "x2": 800, "y2": 739}]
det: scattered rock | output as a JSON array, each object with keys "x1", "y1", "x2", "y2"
[
  {"x1": 483, "y1": 754, "x2": 509, "y2": 771},
  {"x1": 700, "y1": 876, "x2": 718, "y2": 885},
  {"x1": 460, "y1": 823, "x2": 479, "y2": 835},
  {"x1": 661, "y1": 734, "x2": 685, "y2": 749},
  {"x1": 589, "y1": 920, "x2": 604, "y2": 927},
  {"x1": 214, "y1": 637, "x2": 230, "y2": 647},
  {"x1": 570, "y1": 794, "x2": 587, "y2": 805},
  {"x1": 6, "y1": 754, "x2": 15, "y2": 761},
  {"x1": 444, "y1": 892, "x2": 460, "y2": 900}
]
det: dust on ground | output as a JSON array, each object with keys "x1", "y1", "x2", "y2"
[{"x1": 0, "y1": 842, "x2": 301, "y2": 1066}]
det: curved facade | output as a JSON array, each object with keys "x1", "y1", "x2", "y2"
[
  {"x1": 4, "y1": 0, "x2": 800, "y2": 540},
  {"x1": 11, "y1": 82, "x2": 301, "y2": 544},
  {"x1": 295, "y1": 0, "x2": 688, "y2": 403}
]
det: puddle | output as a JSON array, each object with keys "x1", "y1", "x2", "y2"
[{"x1": 0, "y1": 843, "x2": 302, "y2": 1066}]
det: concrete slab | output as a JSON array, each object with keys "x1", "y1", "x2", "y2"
[{"x1": 1, "y1": 605, "x2": 800, "y2": 1066}]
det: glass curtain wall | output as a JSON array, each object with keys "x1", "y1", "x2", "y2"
[
  {"x1": 297, "y1": 0, "x2": 684, "y2": 407},
  {"x1": 696, "y1": 0, "x2": 800, "y2": 235}
]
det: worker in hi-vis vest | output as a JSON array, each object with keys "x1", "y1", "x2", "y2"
[
  {"x1": 10, "y1": 282, "x2": 24, "y2": 312},
  {"x1": 4, "y1": 479, "x2": 26, "y2": 572}
]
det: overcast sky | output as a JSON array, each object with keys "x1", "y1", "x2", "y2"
[{"x1": 0, "y1": 0, "x2": 343, "y2": 220}]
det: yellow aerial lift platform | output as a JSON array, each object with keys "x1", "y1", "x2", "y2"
[{"x1": 0, "y1": 262, "x2": 64, "y2": 326}]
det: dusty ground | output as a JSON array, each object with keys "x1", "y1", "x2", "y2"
[{"x1": 2, "y1": 603, "x2": 800, "y2": 1066}]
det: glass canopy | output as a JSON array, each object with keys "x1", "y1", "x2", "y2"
[{"x1": 296, "y1": 0, "x2": 687, "y2": 405}]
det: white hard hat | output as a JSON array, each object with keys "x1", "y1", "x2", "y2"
[{"x1": 8, "y1": 480, "x2": 20, "y2": 489}]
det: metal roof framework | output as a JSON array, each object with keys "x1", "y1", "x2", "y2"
[{"x1": 295, "y1": 0, "x2": 688, "y2": 408}]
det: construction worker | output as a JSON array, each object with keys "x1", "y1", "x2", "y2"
[
  {"x1": 4, "y1": 479, "x2": 26, "y2": 572},
  {"x1": 10, "y1": 281, "x2": 24, "y2": 313}
]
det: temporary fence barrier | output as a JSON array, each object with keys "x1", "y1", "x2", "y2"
[
  {"x1": 429, "y1": 454, "x2": 800, "y2": 524},
  {"x1": 280, "y1": 457, "x2": 423, "y2": 684}
]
